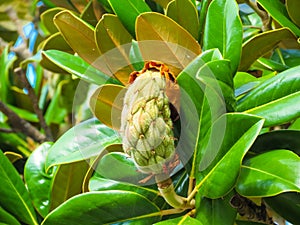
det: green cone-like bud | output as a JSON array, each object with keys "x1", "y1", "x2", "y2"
[{"x1": 121, "y1": 66, "x2": 175, "y2": 174}]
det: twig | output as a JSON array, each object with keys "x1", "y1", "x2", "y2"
[
  {"x1": 0, "y1": 128, "x2": 15, "y2": 133},
  {"x1": 245, "y1": 0, "x2": 272, "y2": 31},
  {"x1": 230, "y1": 194, "x2": 275, "y2": 224},
  {"x1": 0, "y1": 100, "x2": 46, "y2": 143},
  {"x1": 15, "y1": 68, "x2": 53, "y2": 141}
]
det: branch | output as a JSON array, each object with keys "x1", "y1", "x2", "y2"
[
  {"x1": 0, "y1": 100, "x2": 46, "y2": 143},
  {"x1": 0, "y1": 128, "x2": 15, "y2": 133},
  {"x1": 245, "y1": 0, "x2": 272, "y2": 31},
  {"x1": 15, "y1": 68, "x2": 53, "y2": 141}
]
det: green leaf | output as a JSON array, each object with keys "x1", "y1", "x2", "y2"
[
  {"x1": 0, "y1": 150, "x2": 38, "y2": 225},
  {"x1": 177, "y1": 52, "x2": 227, "y2": 182},
  {"x1": 257, "y1": 0, "x2": 300, "y2": 36},
  {"x1": 237, "y1": 65, "x2": 300, "y2": 126},
  {"x1": 42, "y1": 50, "x2": 117, "y2": 85},
  {"x1": 41, "y1": 191, "x2": 161, "y2": 225},
  {"x1": 166, "y1": 0, "x2": 199, "y2": 39},
  {"x1": 24, "y1": 143, "x2": 54, "y2": 218},
  {"x1": 154, "y1": 215, "x2": 203, "y2": 225},
  {"x1": 0, "y1": 207, "x2": 21, "y2": 225},
  {"x1": 53, "y1": 10, "x2": 106, "y2": 72},
  {"x1": 264, "y1": 192, "x2": 300, "y2": 225},
  {"x1": 89, "y1": 177, "x2": 161, "y2": 203},
  {"x1": 50, "y1": 161, "x2": 89, "y2": 211},
  {"x1": 286, "y1": 0, "x2": 300, "y2": 30},
  {"x1": 239, "y1": 28, "x2": 295, "y2": 71},
  {"x1": 196, "y1": 113, "x2": 264, "y2": 198},
  {"x1": 136, "y1": 12, "x2": 201, "y2": 75},
  {"x1": 195, "y1": 192, "x2": 237, "y2": 225},
  {"x1": 108, "y1": 0, "x2": 151, "y2": 37},
  {"x1": 45, "y1": 118, "x2": 121, "y2": 170},
  {"x1": 95, "y1": 14, "x2": 134, "y2": 84},
  {"x1": 203, "y1": 0, "x2": 243, "y2": 73},
  {"x1": 94, "y1": 152, "x2": 147, "y2": 183},
  {"x1": 236, "y1": 150, "x2": 300, "y2": 197},
  {"x1": 250, "y1": 130, "x2": 300, "y2": 155},
  {"x1": 44, "y1": 80, "x2": 68, "y2": 125},
  {"x1": 129, "y1": 40, "x2": 144, "y2": 70}
]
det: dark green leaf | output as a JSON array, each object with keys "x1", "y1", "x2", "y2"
[
  {"x1": 0, "y1": 150, "x2": 38, "y2": 225},
  {"x1": 45, "y1": 118, "x2": 121, "y2": 170},
  {"x1": 196, "y1": 113, "x2": 264, "y2": 198},
  {"x1": 257, "y1": 0, "x2": 300, "y2": 36},
  {"x1": 264, "y1": 192, "x2": 300, "y2": 225},
  {"x1": 236, "y1": 150, "x2": 300, "y2": 197},
  {"x1": 203, "y1": 0, "x2": 243, "y2": 73},
  {"x1": 250, "y1": 130, "x2": 300, "y2": 155},
  {"x1": 239, "y1": 28, "x2": 295, "y2": 71},
  {"x1": 40, "y1": 7, "x2": 64, "y2": 34},
  {"x1": 166, "y1": 0, "x2": 199, "y2": 39},
  {"x1": 0, "y1": 207, "x2": 20, "y2": 225},
  {"x1": 108, "y1": 0, "x2": 151, "y2": 36},
  {"x1": 195, "y1": 192, "x2": 237, "y2": 225},
  {"x1": 24, "y1": 143, "x2": 54, "y2": 218},
  {"x1": 41, "y1": 191, "x2": 161, "y2": 225},
  {"x1": 237, "y1": 65, "x2": 300, "y2": 126}
]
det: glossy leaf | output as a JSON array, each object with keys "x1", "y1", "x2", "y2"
[
  {"x1": 89, "y1": 84, "x2": 125, "y2": 130},
  {"x1": 42, "y1": 50, "x2": 117, "y2": 85},
  {"x1": 154, "y1": 215, "x2": 203, "y2": 225},
  {"x1": 236, "y1": 150, "x2": 300, "y2": 197},
  {"x1": 286, "y1": 0, "x2": 300, "y2": 29},
  {"x1": 94, "y1": 152, "x2": 147, "y2": 184},
  {"x1": 136, "y1": 12, "x2": 201, "y2": 75},
  {"x1": 177, "y1": 52, "x2": 227, "y2": 182},
  {"x1": 129, "y1": 40, "x2": 144, "y2": 70},
  {"x1": 45, "y1": 118, "x2": 121, "y2": 170},
  {"x1": 108, "y1": 0, "x2": 151, "y2": 36},
  {"x1": 41, "y1": 191, "x2": 161, "y2": 225},
  {"x1": 196, "y1": 113, "x2": 264, "y2": 198},
  {"x1": 0, "y1": 207, "x2": 20, "y2": 225},
  {"x1": 152, "y1": 0, "x2": 173, "y2": 8},
  {"x1": 203, "y1": 0, "x2": 243, "y2": 73},
  {"x1": 257, "y1": 0, "x2": 300, "y2": 36},
  {"x1": 24, "y1": 143, "x2": 54, "y2": 218},
  {"x1": 53, "y1": 10, "x2": 108, "y2": 73},
  {"x1": 80, "y1": 0, "x2": 101, "y2": 27},
  {"x1": 239, "y1": 28, "x2": 295, "y2": 71},
  {"x1": 195, "y1": 192, "x2": 236, "y2": 225},
  {"x1": 50, "y1": 160, "x2": 89, "y2": 211},
  {"x1": 166, "y1": 0, "x2": 199, "y2": 39},
  {"x1": 264, "y1": 192, "x2": 300, "y2": 225},
  {"x1": 40, "y1": 7, "x2": 64, "y2": 34},
  {"x1": 0, "y1": 150, "x2": 38, "y2": 225},
  {"x1": 89, "y1": 177, "x2": 161, "y2": 203},
  {"x1": 39, "y1": 32, "x2": 73, "y2": 53},
  {"x1": 237, "y1": 65, "x2": 300, "y2": 127},
  {"x1": 95, "y1": 14, "x2": 134, "y2": 84},
  {"x1": 250, "y1": 130, "x2": 300, "y2": 155}
]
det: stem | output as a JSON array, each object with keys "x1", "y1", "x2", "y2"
[
  {"x1": 155, "y1": 173, "x2": 195, "y2": 209},
  {"x1": 15, "y1": 68, "x2": 53, "y2": 141},
  {"x1": 245, "y1": 0, "x2": 271, "y2": 31},
  {"x1": 0, "y1": 100, "x2": 46, "y2": 143}
]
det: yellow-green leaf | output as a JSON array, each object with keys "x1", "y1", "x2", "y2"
[
  {"x1": 166, "y1": 0, "x2": 199, "y2": 39},
  {"x1": 136, "y1": 12, "x2": 201, "y2": 75},
  {"x1": 239, "y1": 28, "x2": 295, "y2": 71},
  {"x1": 286, "y1": 0, "x2": 300, "y2": 28},
  {"x1": 95, "y1": 14, "x2": 134, "y2": 84},
  {"x1": 89, "y1": 84, "x2": 125, "y2": 130}
]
